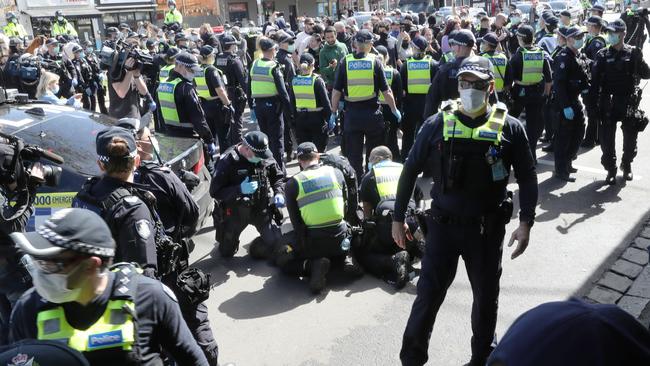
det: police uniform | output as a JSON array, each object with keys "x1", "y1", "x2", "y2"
[
  {"x1": 84, "y1": 47, "x2": 108, "y2": 115},
  {"x1": 582, "y1": 16, "x2": 607, "y2": 147},
  {"x1": 400, "y1": 36, "x2": 439, "y2": 159},
  {"x1": 396, "y1": 57, "x2": 538, "y2": 366},
  {"x1": 332, "y1": 30, "x2": 391, "y2": 178},
  {"x1": 621, "y1": 6, "x2": 650, "y2": 49},
  {"x1": 215, "y1": 35, "x2": 249, "y2": 146},
  {"x1": 591, "y1": 19, "x2": 650, "y2": 183},
  {"x1": 276, "y1": 32, "x2": 298, "y2": 161},
  {"x1": 552, "y1": 26, "x2": 590, "y2": 182},
  {"x1": 3, "y1": 17, "x2": 26, "y2": 38},
  {"x1": 480, "y1": 33, "x2": 510, "y2": 104},
  {"x1": 377, "y1": 47, "x2": 404, "y2": 160},
  {"x1": 209, "y1": 132, "x2": 285, "y2": 258},
  {"x1": 164, "y1": 8, "x2": 183, "y2": 27},
  {"x1": 51, "y1": 16, "x2": 78, "y2": 37},
  {"x1": 506, "y1": 25, "x2": 553, "y2": 161}
]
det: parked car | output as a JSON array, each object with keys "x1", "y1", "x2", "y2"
[{"x1": 550, "y1": 0, "x2": 584, "y2": 21}]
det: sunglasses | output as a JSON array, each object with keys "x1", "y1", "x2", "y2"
[{"x1": 458, "y1": 79, "x2": 490, "y2": 90}]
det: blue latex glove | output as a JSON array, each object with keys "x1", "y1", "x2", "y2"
[
  {"x1": 328, "y1": 112, "x2": 337, "y2": 132},
  {"x1": 207, "y1": 143, "x2": 217, "y2": 155},
  {"x1": 148, "y1": 100, "x2": 157, "y2": 112},
  {"x1": 274, "y1": 194, "x2": 286, "y2": 208},
  {"x1": 72, "y1": 78, "x2": 78, "y2": 87},
  {"x1": 392, "y1": 109, "x2": 402, "y2": 124},
  {"x1": 250, "y1": 109, "x2": 257, "y2": 122},
  {"x1": 563, "y1": 107, "x2": 574, "y2": 120},
  {"x1": 240, "y1": 177, "x2": 259, "y2": 194}
]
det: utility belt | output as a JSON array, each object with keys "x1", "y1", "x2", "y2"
[
  {"x1": 173, "y1": 267, "x2": 211, "y2": 306},
  {"x1": 296, "y1": 107, "x2": 323, "y2": 113},
  {"x1": 428, "y1": 191, "x2": 513, "y2": 227}
]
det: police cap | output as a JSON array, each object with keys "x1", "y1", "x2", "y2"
[
  {"x1": 590, "y1": 4, "x2": 605, "y2": 12},
  {"x1": 276, "y1": 30, "x2": 295, "y2": 44},
  {"x1": 259, "y1": 37, "x2": 277, "y2": 51},
  {"x1": 516, "y1": 25, "x2": 535, "y2": 40},
  {"x1": 200, "y1": 45, "x2": 216, "y2": 57},
  {"x1": 296, "y1": 142, "x2": 318, "y2": 157},
  {"x1": 222, "y1": 34, "x2": 237, "y2": 46},
  {"x1": 558, "y1": 25, "x2": 587, "y2": 38},
  {"x1": 450, "y1": 29, "x2": 476, "y2": 47},
  {"x1": 560, "y1": 10, "x2": 571, "y2": 18},
  {"x1": 0, "y1": 340, "x2": 89, "y2": 366},
  {"x1": 375, "y1": 45, "x2": 389, "y2": 58},
  {"x1": 585, "y1": 15, "x2": 603, "y2": 26},
  {"x1": 106, "y1": 26, "x2": 119, "y2": 35},
  {"x1": 299, "y1": 52, "x2": 315, "y2": 65},
  {"x1": 411, "y1": 35, "x2": 428, "y2": 51},
  {"x1": 354, "y1": 29, "x2": 374, "y2": 44},
  {"x1": 96, "y1": 126, "x2": 138, "y2": 162},
  {"x1": 146, "y1": 39, "x2": 158, "y2": 48},
  {"x1": 480, "y1": 32, "x2": 499, "y2": 47},
  {"x1": 457, "y1": 55, "x2": 493, "y2": 80},
  {"x1": 175, "y1": 32, "x2": 188, "y2": 42},
  {"x1": 165, "y1": 46, "x2": 181, "y2": 59},
  {"x1": 605, "y1": 19, "x2": 626, "y2": 33},
  {"x1": 542, "y1": 12, "x2": 559, "y2": 25},
  {"x1": 175, "y1": 52, "x2": 202, "y2": 73},
  {"x1": 242, "y1": 131, "x2": 273, "y2": 159},
  {"x1": 118, "y1": 23, "x2": 130, "y2": 30},
  {"x1": 45, "y1": 38, "x2": 59, "y2": 46}
]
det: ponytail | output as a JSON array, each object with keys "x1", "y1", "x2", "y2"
[{"x1": 300, "y1": 62, "x2": 311, "y2": 75}]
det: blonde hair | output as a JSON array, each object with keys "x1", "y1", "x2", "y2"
[
  {"x1": 36, "y1": 71, "x2": 59, "y2": 99},
  {"x1": 299, "y1": 62, "x2": 313, "y2": 75}
]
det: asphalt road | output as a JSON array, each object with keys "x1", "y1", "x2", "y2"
[{"x1": 189, "y1": 12, "x2": 650, "y2": 365}]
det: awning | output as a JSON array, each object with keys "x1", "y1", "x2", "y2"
[
  {"x1": 95, "y1": 4, "x2": 156, "y2": 11},
  {"x1": 22, "y1": 8, "x2": 102, "y2": 18}
]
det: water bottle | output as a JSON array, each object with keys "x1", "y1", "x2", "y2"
[{"x1": 340, "y1": 237, "x2": 351, "y2": 251}]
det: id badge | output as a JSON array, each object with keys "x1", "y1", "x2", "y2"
[{"x1": 491, "y1": 160, "x2": 508, "y2": 181}]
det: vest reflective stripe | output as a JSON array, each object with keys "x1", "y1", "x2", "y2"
[
  {"x1": 520, "y1": 48, "x2": 544, "y2": 85},
  {"x1": 250, "y1": 59, "x2": 278, "y2": 97},
  {"x1": 159, "y1": 65, "x2": 174, "y2": 83},
  {"x1": 345, "y1": 53, "x2": 376, "y2": 102},
  {"x1": 195, "y1": 65, "x2": 218, "y2": 100},
  {"x1": 406, "y1": 56, "x2": 432, "y2": 94},
  {"x1": 157, "y1": 78, "x2": 192, "y2": 128},
  {"x1": 442, "y1": 101, "x2": 506, "y2": 144},
  {"x1": 295, "y1": 166, "x2": 345, "y2": 228},
  {"x1": 442, "y1": 51, "x2": 456, "y2": 63},
  {"x1": 373, "y1": 162, "x2": 403, "y2": 200},
  {"x1": 379, "y1": 66, "x2": 394, "y2": 103},
  {"x1": 292, "y1": 74, "x2": 322, "y2": 111},
  {"x1": 3, "y1": 23, "x2": 25, "y2": 37},
  {"x1": 37, "y1": 299, "x2": 136, "y2": 352},
  {"x1": 481, "y1": 52, "x2": 508, "y2": 92}
]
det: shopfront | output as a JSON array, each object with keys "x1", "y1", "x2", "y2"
[
  {"x1": 96, "y1": 0, "x2": 157, "y2": 30},
  {"x1": 18, "y1": 0, "x2": 102, "y2": 42}
]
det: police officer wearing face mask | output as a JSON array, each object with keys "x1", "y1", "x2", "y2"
[
  {"x1": 8, "y1": 208, "x2": 209, "y2": 365},
  {"x1": 591, "y1": 19, "x2": 650, "y2": 184},
  {"x1": 51, "y1": 11, "x2": 78, "y2": 37},
  {"x1": 164, "y1": 0, "x2": 183, "y2": 28},
  {"x1": 581, "y1": 16, "x2": 607, "y2": 148},
  {"x1": 276, "y1": 31, "x2": 298, "y2": 162},
  {"x1": 480, "y1": 33, "x2": 509, "y2": 105},
  {"x1": 82, "y1": 41, "x2": 108, "y2": 114},
  {"x1": 393, "y1": 56, "x2": 538, "y2": 366},
  {"x1": 552, "y1": 26, "x2": 590, "y2": 182},
  {"x1": 216, "y1": 35, "x2": 249, "y2": 146},
  {"x1": 210, "y1": 131, "x2": 285, "y2": 259},
  {"x1": 3, "y1": 13, "x2": 26, "y2": 38}
]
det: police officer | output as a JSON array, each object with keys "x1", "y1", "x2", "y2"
[
  {"x1": 216, "y1": 34, "x2": 249, "y2": 146},
  {"x1": 276, "y1": 31, "x2": 298, "y2": 162},
  {"x1": 42, "y1": 38, "x2": 75, "y2": 100},
  {"x1": 560, "y1": 10, "x2": 573, "y2": 28},
  {"x1": 158, "y1": 46, "x2": 180, "y2": 83},
  {"x1": 552, "y1": 26, "x2": 590, "y2": 182},
  {"x1": 276, "y1": 142, "x2": 359, "y2": 294},
  {"x1": 376, "y1": 46, "x2": 403, "y2": 160},
  {"x1": 165, "y1": 0, "x2": 183, "y2": 29},
  {"x1": 8, "y1": 208, "x2": 209, "y2": 365},
  {"x1": 581, "y1": 16, "x2": 607, "y2": 148},
  {"x1": 621, "y1": 0, "x2": 650, "y2": 50},
  {"x1": 291, "y1": 53, "x2": 331, "y2": 152},
  {"x1": 507, "y1": 24, "x2": 553, "y2": 161},
  {"x1": 83, "y1": 40, "x2": 108, "y2": 114},
  {"x1": 400, "y1": 35, "x2": 438, "y2": 159},
  {"x1": 358, "y1": 146, "x2": 423, "y2": 289},
  {"x1": 72, "y1": 126, "x2": 158, "y2": 278},
  {"x1": 51, "y1": 11, "x2": 78, "y2": 37},
  {"x1": 537, "y1": 13, "x2": 559, "y2": 55},
  {"x1": 71, "y1": 44, "x2": 95, "y2": 112},
  {"x1": 480, "y1": 33, "x2": 509, "y2": 104},
  {"x1": 589, "y1": 4, "x2": 605, "y2": 18},
  {"x1": 175, "y1": 33, "x2": 189, "y2": 50},
  {"x1": 541, "y1": 29, "x2": 568, "y2": 152},
  {"x1": 393, "y1": 56, "x2": 538, "y2": 366},
  {"x1": 248, "y1": 37, "x2": 293, "y2": 172},
  {"x1": 196, "y1": 45, "x2": 233, "y2": 154},
  {"x1": 591, "y1": 19, "x2": 650, "y2": 184},
  {"x1": 210, "y1": 131, "x2": 285, "y2": 259},
  {"x1": 330, "y1": 29, "x2": 401, "y2": 179},
  {"x1": 3, "y1": 13, "x2": 26, "y2": 38},
  {"x1": 423, "y1": 29, "x2": 475, "y2": 119},
  {"x1": 157, "y1": 52, "x2": 216, "y2": 157},
  {"x1": 103, "y1": 27, "x2": 120, "y2": 50}
]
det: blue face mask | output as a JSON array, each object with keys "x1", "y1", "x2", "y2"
[
  {"x1": 573, "y1": 38, "x2": 584, "y2": 49},
  {"x1": 79, "y1": 52, "x2": 85, "y2": 58},
  {"x1": 52, "y1": 85, "x2": 60, "y2": 94},
  {"x1": 608, "y1": 33, "x2": 621, "y2": 45},
  {"x1": 367, "y1": 162, "x2": 374, "y2": 170},
  {"x1": 247, "y1": 156, "x2": 262, "y2": 164}
]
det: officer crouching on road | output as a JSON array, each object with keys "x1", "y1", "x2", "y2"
[
  {"x1": 552, "y1": 26, "x2": 590, "y2": 183},
  {"x1": 357, "y1": 146, "x2": 423, "y2": 290},
  {"x1": 276, "y1": 142, "x2": 362, "y2": 294},
  {"x1": 216, "y1": 34, "x2": 249, "y2": 146},
  {"x1": 291, "y1": 53, "x2": 332, "y2": 152},
  {"x1": 8, "y1": 208, "x2": 209, "y2": 365},
  {"x1": 591, "y1": 19, "x2": 650, "y2": 184},
  {"x1": 393, "y1": 56, "x2": 538, "y2": 366},
  {"x1": 210, "y1": 131, "x2": 285, "y2": 260}
]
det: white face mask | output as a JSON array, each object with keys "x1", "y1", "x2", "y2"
[
  {"x1": 459, "y1": 88, "x2": 487, "y2": 113},
  {"x1": 287, "y1": 44, "x2": 295, "y2": 53},
  {"x1": 57, "y1": 16, "x2": 64, "y2": 22},
  {"x1": 32, "y1": 264, "x2": 83, "y2": 303}
]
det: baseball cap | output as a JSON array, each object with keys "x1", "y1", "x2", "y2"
[
  {"x1": 457, "y1": 56, "x2": 493, "y2": 80},
  {"x1": 296, "y1": 142, "x2": 318, "y2": 157},
  {"x1": 11, "y1": 208, "x2": 116, "y2": 258},
  {"x1": 221, "y1": 34, "x2": 237, "y2": 46},
  {"x1": 516, "y1": 25, "x2": 535, "y2": 39},
  {"x1": 558, "y1": 25, "x2": 587, "y2": 38},
  {"x1": 242, "y1": 131, "x2": 273, "y2": 159},
  {"x1": 96, "y1": 126, "x2": 138, "y2": 162},
  {"x1": 450, "y1": 29, "x2": 476, "y2": 47},
  {"x1": 605, "y1": 19, "x2": 627, "y2": 32},
  {"x1": 354, "y1": 29, "x2": 374, "y2": 43},
  {"x1": 199, "y1": 45, "x2": 215, "y2": 57},
  {"x1": 299, "y1": 52, "x2": 315, "y2": 65},
  {"x1": 165, "y1": 46, "x2": 180, "y2": 59},
  {"x1": 276, "y1": 30, "x2": 295, "y2": 44},
  {"x1": 0, "y1": 340, "x2": 89, "y2": 366},
  {"x1": 175, "y1": 52, "x2": 202, "y2": 73},
  {"x1": 585, "y1": 15, "x2": 603, "y2": 26},
  {"x1": 411, "y1": 35, "x2": 428, "y2": 51},
  {"x1": 259, "y1": 37, "x2": 277, "y2": 51},
  {"x1": 480, "y1": 32, "x2": 499, "y2": 47}
]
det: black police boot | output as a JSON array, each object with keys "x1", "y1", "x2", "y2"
[
  {"x1": 621, "y1": 163, "x2": 633, "y2": 181},
  {"x1": 568, "y1": 164, "x2": 577, "y2": 173},
  {"x1": 553, "y1": 171, "x2": 576, "y2": 182},
  {"x1": 390, "y1": 251, "x2": 410, "y2": 290},
  {"x1": 605, "y1": 169, "x2": 617, "y2": 185},
  {"x1": 248, "y1": 237, "x2": 271, "y2": 260},
  {"x1": 541, "y1": 143, "x2": 554, "y2": 152},
  {"x1": 581, "y1": 139, "x2": 596, "y2": 148},
  {"x1": 309, "y1": 258, "x2": 330, "y2": 294},
  {"x1": 343, "y1": 254, "x2": 364, "y2": 278}
]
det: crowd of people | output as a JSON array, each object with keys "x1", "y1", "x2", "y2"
[{"x1": 0, "y1": 0, "x2": 650, "y2": 365}]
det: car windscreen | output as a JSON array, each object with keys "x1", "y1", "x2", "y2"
[{"x1": 550, "y1": 1, "x2": 568, "y2": 9}]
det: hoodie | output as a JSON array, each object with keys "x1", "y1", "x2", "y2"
[{"x1": 319, "y1": 40, "x2": 348, "y2": 88}]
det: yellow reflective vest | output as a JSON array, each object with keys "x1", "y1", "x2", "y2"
[
  {"x1": 373, "y1": 161, "x2": 403, "y2": 201},
  {"x1": 481, "y1": 52, "x2": 508, "y2": 92},
  {"x1": 406, "y1": 56, "x2": 432, "y2": 94},
  {"x1": 345, "y1": 53, "x2": 376, "y2": 102},
  {"x1": 442, "y1": 101, "x2": 506, "y2": 144},
  {"x1": 292, "y1": 74, "x2": 322, "y2": 111},
  {"x1": 3, "y1": 22, "x2": 26, "y2": 37},
  {"x1": 379, "y1": 66, "x2": 394, "y2": 104},
  {"x1": 157, "y1": 78, "x2": 192, "y2": 129},
  {"x1": 159, "y1": 64, "x2": 174, "y2": 83},
  {"x1": 164, "y1": 9, "x2": 183, "y2": 25},
  {"x1": 195, "y1": 65, "x2": 221, "y2": 100},
  {"x1": 250, "y1": 59, "x2": 278, "y2": 98},
  {"x1": 51, "y1": 20, "x2": 78, "y2": 37},
  {"x1": 519, "y1": 47, "x2": 544, "y2": 86},
  {"x1": 294, "y1": 165, "x2": 345, "y2": 228}
]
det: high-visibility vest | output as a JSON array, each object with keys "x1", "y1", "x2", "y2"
[
  {"x1": 294, "y1": 165, "x2": 345, "y2": 228},
  {"x1": 442, "y1": 100, "x2": 506, "y2": 144},
  {"x1": 441, "y1": 51, "x2": 455, "y2": 64},
  {"x1": 3, "y1": 22, "x2": 25, "y2": 37},
  {"x1": 481, "y1": 52, "x2": 508, "y2": 92},
  {"x1": 373, "y1": 161, "x2": 403, "y2": 201},
  {"x1": 292, "y1": 74, "x2": 322, "y2": 111},
  {"x1": 157, "y1": 78, "x2": 192, "y2": 129},
  {"x1": 159, "y1": 64, "x2": 174, "y2": 83},
  {"x1": 345, "y1": 53, "x2": 376, "y2": 102},
  {"x1": 519, "y1": 47, "x2": 544, "y2": 86},
  {"x1": 194, "y1": 65, "x2": 220, "y2": 100},
  {"x1": 406, "y1": 56, "x2": 432, "y2": 94},
  {"x1": 250, "y1": 59, "x2": 278, "y2": 98},
  {"x1": 51, "y1": 20, "x2": 77, "y2": 36},
  {"x1": 379, "y1": 66, "x2": 394, "y2": 103},
  {"x1": 164, "y1": 9, "x2": 183, "y2": 25}
]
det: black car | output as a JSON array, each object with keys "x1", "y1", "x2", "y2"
[{"x1": 0, "y1": 102, "x2": 213, "y2": 236}]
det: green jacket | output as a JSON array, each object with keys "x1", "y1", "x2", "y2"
[{"x1": 319, "y1": 41, "x2": 348, "y2": 87}]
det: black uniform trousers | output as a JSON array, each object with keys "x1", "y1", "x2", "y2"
[
  {"x1": 295, "y1": 110, "x2": 328, "y2": 152},
  {"x1": 96, "y1": 83, "x2": 108, "y2": 115},
  {"x1": 227, "y1": 87, "x2": 246, "y2": 146},
  {"x1": 284, "y1": 114, "x2": 296, "y2": 158},
  {"x1": 554, "y1": 103, "x2": 585, "y2": 174},
  {"x1": 509, "y1": 84, "x2": 545, "y2": 161},
  {"x1": 343, "y1": 104, "x2": 385, "y2": 179},
  {"x1": 599, "y1": 94, "x2": 639, "y2": 171},
  {"x1": 401, "y1": 96, "x2": 426, "y2": 161},
  {"x1": 202, "y1": 99, "x2": 231, "y2": 154},
  {"x1": 255, "y1": 98, "x2": 286, "y2": 172},
  {"x1": 401, "y1": 213, "x2": 505, "y2": 366},
  {"x1": 280, "y1": 225, "x2": 348, "y2": 276},
  {"x1": 216, "y1": 203, "x2": 282, "y2": 257},
  {"x1": 583, "y1": 92, "x2": 600, "y2": 144},
  {"x1": 0, "y1": 257, "x2": 30, "y2": 345},
  {"x1": 81, "y1": 83, "x2": 97, "y2": 112},
  {"x1": 542, "y1": 96, "x2": 555, "y2": 142},
  {"x1": 381, "y1": 104, "x2": 401, "y2": 161}
]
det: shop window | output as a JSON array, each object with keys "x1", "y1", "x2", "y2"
[{"x1": 228, "y1": 2, "x2": 248, "y2": 22}]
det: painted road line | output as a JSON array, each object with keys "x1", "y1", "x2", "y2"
[{"x1": 537, "y1": 159, "x2": 643, "y2": 180}]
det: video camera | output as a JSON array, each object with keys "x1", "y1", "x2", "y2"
[
  {"x1": 0, "y1": 132, "x2": 63, "y2": 188},
  {"x1": 99, "y1": 39, "x2": 154, "y2": 82}
]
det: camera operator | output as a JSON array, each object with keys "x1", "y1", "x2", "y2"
[
  {"x1": 0, "y1": 142, "x2": 44, "y2": 345},
  {"x1": 109, "y1": 55, "x2": 151, "y2": 119}
]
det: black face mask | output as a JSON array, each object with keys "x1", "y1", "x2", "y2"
[
  {"x1": 379, "y1": 32, "x2": 388, "y2": 40},
  {"x1": 402, "y1": 42, "x2": 410, "y2": 49},
  {"x1": 337, "y1": 32, "x2": 345, "y2": 40}
]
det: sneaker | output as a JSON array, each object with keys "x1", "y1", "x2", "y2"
[
  {"x1": 309, "y1": 258, "x2": 330, "y2": 294},
  {"x1": 343, "y1": 254, "x2": 364, "y2": 277},
  {"x1": 391, "y1": 251, "x2": 410, "y2": 290}
]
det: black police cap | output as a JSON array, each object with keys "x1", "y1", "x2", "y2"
[
  {"x1": 259, "y1": 37, "x2": 277, "y2": 51},
  {"x1": 96, "y1": 126, "x2": 138, "y2": 162},
  {"x1": 605, "y1": 19, "x2": 626, "y2": 33},
  {"x1": 586, "y1": 16, "x2": 603, "y2": 26},
  {"x1": 516, "y1": 25, "x2": 535, "y2": 40},
  {"x1": 200, "y1": 45, "x2": 215, "y2": 57},
  {"x1": 297, "y1": 142, "x2": 318, "y2": 157},
  {"x1": 560, "y1": 10, "x2": 572, "y2": 17},
  {"x1": 242, "y1": 131, "x2": 273, "y2": 159},
  {"x1": 0, "y1": 340, "x2": 89, "y2": 366},
  {"x1": 222, "y1": 34, "x2": 237, "y2": 46},
  {"x1": 354, "y1": 29, "x2": 374, "y2": 44},
  {"x1": 175, "y1": 52, "x2": 202, "y2": 73},
  {"x1": 481, "y1": 32, "x2": 499, "y2": 47}
]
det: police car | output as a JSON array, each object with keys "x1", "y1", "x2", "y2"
[{"x1": 0, "y1": 100, "x2": 213, "y2": 237}]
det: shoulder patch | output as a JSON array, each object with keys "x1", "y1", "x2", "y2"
[
  {"x1": 161, "y1": 283, "x2": 178, "y2": 302},
  {"x1": 124, "y1": 196, "x2": 140, "y2": 204},
  {"x1": 135, "y1": 219, "x2": 151, "y2": 239},
  {"x1": 560, "y1": 62, "x2": 565, "y2": 69}
]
